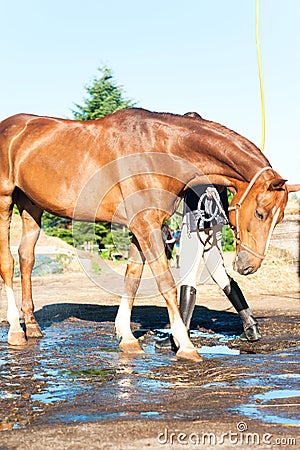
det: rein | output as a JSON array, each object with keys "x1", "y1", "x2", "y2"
[{"x1": 228, "y1": 166, "x2": 272, "y2": 260}]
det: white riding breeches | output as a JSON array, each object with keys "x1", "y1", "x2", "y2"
[{"x1": 179, "y1": 224, "x2": 230, "y2": 290}]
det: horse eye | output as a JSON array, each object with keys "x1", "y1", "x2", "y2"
[{"x1": 255, "y1": 210, "x2": 264, "y2": 221}]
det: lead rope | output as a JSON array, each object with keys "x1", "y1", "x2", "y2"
[
  {"x1": 225, "y1": 2, "x2": 268, "y2": 260},
  {"x1": 256, "y1": 0, "x2": 266, "y2": 153},
  {"x1": 177, "y1": 1, "x2": 267, "y2": 243}
]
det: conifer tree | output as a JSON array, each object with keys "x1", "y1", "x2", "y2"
[
  {"x1": 73, "y1": 66, "x2": 134, "y2": 120},
  {"x1": 42, "y1": 67, "x2": 135, "y2": 252}
]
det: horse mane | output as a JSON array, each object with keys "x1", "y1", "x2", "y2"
[
  {"x1": 126, "y1": 108, "x2": 268, "y2": 166},
  {"x1": 154, "y1": 108, "x2": 270, "y2": 171},
  {"x1": 125, "y1": 108, "x2": 257, "y2": 151}
]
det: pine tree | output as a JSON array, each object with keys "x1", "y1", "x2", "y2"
[
  {"x1": 72, "y1": 66, "x2": 134, "y2": 120},
  {"x1": 42, "y1": 66, "x2": 135, "y2": 252}
]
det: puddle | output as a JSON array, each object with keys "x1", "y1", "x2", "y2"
[
  {"x1": 190, "y1": 329, "x2": 239, "y2": 341},
  {"x1": 238, "y1": 404, "x2": 300, "y2": 426},
  {"x1": 0, "y1": 317, "x2": 299, "y2": 428},
  {"x1": 155, "y1": 328, "x2": 240, "y2": 356},
  {"x1": 0, "y1": 320, "x2": 173, "y2": 426},
  {"x1": 157, "y1": 328, "x2": 239, "y2": 342},
  {"x1": 140, "y1": 411, "x2": 160, "y2": 417},
  {"x1": 198, "y1": 345, "x2": 240, "y2": 356},
  {"x1": 235, "y1": 362, "x2": 300, "y2": 425},
  {"x1": 255, "y1": 389, "x2": 300, "y2": 402}
]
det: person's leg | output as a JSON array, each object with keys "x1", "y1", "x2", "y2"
[
  {"x1": 178, "y1": 225, "x2": 205, "y2": 328},
  {"x1": 223, "y1": 280, "x2": 261, "y2": 341},
  {"x1": 203, "y1": 227, "x2": 261, "y2": 341}
]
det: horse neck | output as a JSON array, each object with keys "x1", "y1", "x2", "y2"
[{"x1": 177, "y1": 120, "x2": 271, "y2": 186}]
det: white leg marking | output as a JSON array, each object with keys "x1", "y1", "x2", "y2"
[
  {"x1": 171, "y1": 317, "x2": 196, "y2": 352},
  {"x1": 6, "y1": 285, "x2": 22, "y2": 332},
  {"x1": 115, "y1": 295, "x2": 135, "y2": 341}
]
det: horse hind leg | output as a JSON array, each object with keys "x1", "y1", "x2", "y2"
[
  {"x1": 16, "y1": 192, "x2": 43, "y2": 338},
  {"x1": 0, "y1": 194, "x2": 26, "y2": 345},
  {"x1": 115, "y1": 235, "x2": 145, "y2": 354}
]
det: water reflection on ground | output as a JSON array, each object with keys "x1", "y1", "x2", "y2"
[{"x1": 0, "y1": 310, "x2": 299, "y2": 429}]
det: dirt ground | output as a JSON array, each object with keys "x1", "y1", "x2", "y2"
[
  {"x1": 0, "y1": 265, "x2": 299, "y2": 449},
  {"x1": 0, "y1": 212, "x2": 299, "y2": 449}
]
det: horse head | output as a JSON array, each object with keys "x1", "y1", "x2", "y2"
[{"x1": 228, "y1": 167, "x2": 299, "y2": 275}]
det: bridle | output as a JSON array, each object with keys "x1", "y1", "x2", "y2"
[{"x1": 228, "y1": 166, "x2": 274, "y2": 260}]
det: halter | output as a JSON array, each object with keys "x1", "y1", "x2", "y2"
[{"x1": 228, "y1": 166, "x2": 273, "y2": 260}]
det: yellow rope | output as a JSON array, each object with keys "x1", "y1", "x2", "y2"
[{"x1": 256, "y1": 0, "x2": 266, "y2": 152}]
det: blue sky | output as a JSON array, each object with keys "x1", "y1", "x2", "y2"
[{"x1": 1, "y1": 0, "x2": 299, "y2": 184}]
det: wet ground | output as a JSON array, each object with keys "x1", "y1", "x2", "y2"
[{"x1": 0, "y1": 294, "x2": 299, "y2": 449}]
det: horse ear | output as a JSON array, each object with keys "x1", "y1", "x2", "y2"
[
  {"x1": 268, "y1": 178, "x2": 287, "y2": 191},
  {"x1": 286, "y1": 184, "x2": 300, "y2": 193}
]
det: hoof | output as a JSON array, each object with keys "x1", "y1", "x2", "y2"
[
  {"x1": 176, "y1": 348, "x2": 203, "y2": 362},
  {"x1": 26, "y1": 323, "x2": 43, "y2": 339},
  {"x1": 8, "y1": 330, "x2": 27, "y2": 346},
  {"x1": 119, "y1": 338, "x2": 144, "y2": 354}
]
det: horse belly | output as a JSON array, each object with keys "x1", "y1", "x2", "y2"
[{"x1": 16, "y1": 159, "x2": 128, "y2": 223}]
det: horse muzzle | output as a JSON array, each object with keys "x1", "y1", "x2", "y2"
[{"x1": 233, "y1": 250, "x2": 261, "y2": 275}]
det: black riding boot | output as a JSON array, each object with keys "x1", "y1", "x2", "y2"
[
  {"x1": 238, "y1": 308, "x2": 261, "y2": 341},
  {"x1": 155, "y1": 285, "x2": 197, "y2": 350},
  {"x1": 224, "y1": 278, "x2": 261, "y2": 341},
  {"x1": 179, "y1": 285, "x2": 197, "y2": 330}
]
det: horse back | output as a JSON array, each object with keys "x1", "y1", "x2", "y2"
[{"x1": 0, "y1": 111, "x2": 183, "y2": 222}]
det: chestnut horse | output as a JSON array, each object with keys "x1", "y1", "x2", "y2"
[{"x1": 0, "y1": 108, "x2": 298, "y2": 361}]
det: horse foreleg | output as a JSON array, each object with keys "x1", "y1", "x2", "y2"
[
  {"x1": 0, "y1": 195, "x2": 26, "y2": 345},
  {"x1": 18, "y1": 205, "x2": 43, "y2": 338},
  {"x1": 132, "y1": 220, "x2": 201, "y2": 362},
  {"x1": 115, "y1": 236, "x2": 145, "y2": 353},
  {"x1": 149, "y1": 256, "x2": 201, "y2": 361}
]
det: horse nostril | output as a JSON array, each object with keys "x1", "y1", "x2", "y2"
[{"x1": 242, "y1": 265, "x2": 254, "y2": 275}]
